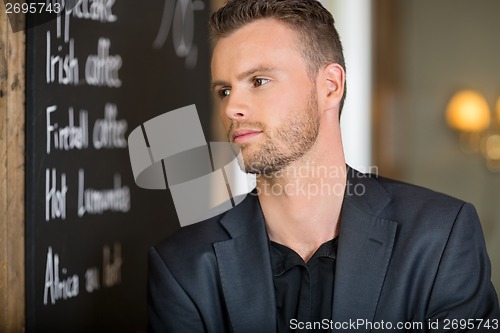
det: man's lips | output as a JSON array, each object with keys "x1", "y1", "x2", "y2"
[{"x1": 232, "y1": 129, "x2": 263, "y2": 143}]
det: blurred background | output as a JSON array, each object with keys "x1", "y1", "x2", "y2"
[{"x1": 329, "y1": 0, "x2": 500, "y2": 296}]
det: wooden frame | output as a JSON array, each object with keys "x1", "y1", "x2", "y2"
[{"x1": 0, "y1": 3, "x2": 25, "y2": 332}]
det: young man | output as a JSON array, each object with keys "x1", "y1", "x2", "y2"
[{"x1": 148, "y1": 1, "x2": 500, "y2": 332}]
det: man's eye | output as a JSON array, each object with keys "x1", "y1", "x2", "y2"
[
  {"x1": 253, "y1": 78, "x2": 270, "y2": 87},
  {"x1": 218, "y1": 89, "x2": 231, "y2": 99}
]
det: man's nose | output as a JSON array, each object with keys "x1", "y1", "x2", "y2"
[{"x1": 224, "y1": 90, "x2": 250, "y2": 121}]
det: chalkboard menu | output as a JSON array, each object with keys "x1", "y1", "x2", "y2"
[{"x1": 26, "y1": 1, "x2": 211, "y2": 331}]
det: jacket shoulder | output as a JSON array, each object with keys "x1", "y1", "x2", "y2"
[
  {"x1": 347, "y1": 167, "x2": 469, "y2": 220},
  {"x1": 376, "y1": 175, "x2": 466, "y2": 211},
  {"x1": 153, "y1": 212, "x2": 229, "y2": 263},
  {"x1": 367, "y1": 174, "x2": 475, "y2": 234}
]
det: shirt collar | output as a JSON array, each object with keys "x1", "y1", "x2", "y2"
[{"x1": 269, "y1": 238, "x2": 338, "y2": 276}]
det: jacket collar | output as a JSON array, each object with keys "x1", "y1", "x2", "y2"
[
  {"x1": 343, "y1": 166, "x2": 391, "y2": 215},
  {"x1": 218, "y1": 191, "x2": 264, "y2": 238},
  {"x1": 213, "y1": 166, "x2": 398, "y2": 332}
]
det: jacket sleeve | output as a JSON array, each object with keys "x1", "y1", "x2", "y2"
[
  {"x1": 426, "y1": 203, "x2": 500, "y2": 332},
  {"x1": 147, "y1": 246, "x2": 206, "y2": 332}
]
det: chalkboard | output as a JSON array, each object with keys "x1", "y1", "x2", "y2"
[{"x1": 25, "y1": 1, "x2": 211, "y2": 331}]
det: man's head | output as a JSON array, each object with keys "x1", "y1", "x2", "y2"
[
  {"x1": 210, "y1": 0, "x2": 346, "y2": 176},
  {"x1": 210, "y1": 0, "x2": 346, "y2": 112}
]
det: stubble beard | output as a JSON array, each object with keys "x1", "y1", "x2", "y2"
[{"x1": 234, "y1": 90, "x2": 320, "y2": 177}]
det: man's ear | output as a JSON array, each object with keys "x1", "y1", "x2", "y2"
[{"x1": 317, "y1": 63, "x2": 345, "y2": 112}]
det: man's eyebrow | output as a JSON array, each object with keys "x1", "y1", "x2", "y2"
[
  {"x1": 211, "y1": 80, "x2": 230, "y2": 91},
  {"x1": 236, "y1": 66, "x2": 276, "y2": 81},
  {"x1": 211, "y1": 66, "x2": 277, "y2": 91}
]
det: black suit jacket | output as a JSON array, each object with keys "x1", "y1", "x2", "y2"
[{"x1": 148, "y1": 168, "x2": 500, "y2": 332}]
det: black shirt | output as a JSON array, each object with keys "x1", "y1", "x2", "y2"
[{"x1": 269, "y1": 238, "x2": 338, "y2": 332}]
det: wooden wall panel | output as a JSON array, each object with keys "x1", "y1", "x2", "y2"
[{"x1": 0, "y1": 3, "x2": 25, "y2": 333}]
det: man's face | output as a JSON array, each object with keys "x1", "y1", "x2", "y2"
[{"x1": 211, "y1": 19, "x2": 320, "y2": 175}]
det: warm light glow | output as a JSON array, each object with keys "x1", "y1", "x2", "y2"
[
  {"x1": 446, "y1": 90, "x2": 491, "y2": 132},
  {"x1": 485, "y1": 134, "x2": 500, "y2": 161},
  {"x1": 497, "y1": 96, "x2": 500, "y2": 126}
]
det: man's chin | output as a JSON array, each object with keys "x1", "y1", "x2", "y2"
[
  {"x1": 242, "y1": 158, "x2": 284, "y2": 176},
  {"x1": 236, "y1": 151, "x2": 261, "y2": 174}
]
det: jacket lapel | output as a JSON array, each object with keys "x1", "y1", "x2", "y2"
[
  {"x1": 332, "y1": 169, "x2": 398, "y2": 330},
  {"x1": 212, "y1": 169, "x2": 397, "y2": 332},
  {"x1": 213, "y1": 194, "x2": 276, "y2": 333}
]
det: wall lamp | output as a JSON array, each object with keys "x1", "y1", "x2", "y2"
[{"x1": 446, "y1": 90, "x2": 500, "y2": 171}]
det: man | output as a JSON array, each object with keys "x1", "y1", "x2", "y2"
[{"x1": 147, "y1": 0, "x2": 500, "y2": 332}]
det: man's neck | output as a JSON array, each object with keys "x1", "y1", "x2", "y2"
[{"x1": 257, "y1": 139, "x2": 346, "y2": 262}]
